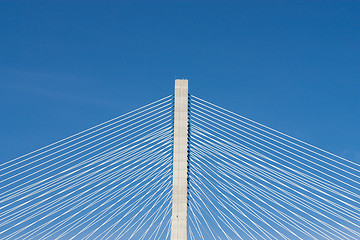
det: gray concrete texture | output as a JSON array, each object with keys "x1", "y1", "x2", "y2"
[{"x1": 171, "y1": 79, "x2": 188, "y2": 240}]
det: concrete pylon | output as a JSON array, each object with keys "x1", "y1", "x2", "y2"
[{"x1": 171, "y1": 79, "x2": 188, "y2": 240}]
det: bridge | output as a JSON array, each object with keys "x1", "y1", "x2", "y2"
[{"x1": 0, "y1": 79, "x2": 359, "y2": 239}]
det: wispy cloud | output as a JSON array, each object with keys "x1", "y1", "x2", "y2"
[
  {"x1": 1, "y1": 69, "x2": 116, "y2": 108},
  {"x1": 12, "y1": 84, "x2": 114, "y2": 106}
]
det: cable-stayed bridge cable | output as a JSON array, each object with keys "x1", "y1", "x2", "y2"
[
  {"x1": 1, "y1": 92, "x2": 359, "y2": 240},
  {"x1": 188, "y1": 95, "x2": 360, "y2": 240},
  {"x1": 0, "y1": 96, "x2": 173, "y2": 240}
]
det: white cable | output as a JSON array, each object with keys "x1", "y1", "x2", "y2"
[
  {"x1": 190, "y1": 173, "x2": 268, "y2": 240},
  {"x1": 191, "y1": 95, "x2": 360, "y2": 167},
  {"x1": 0, "y1": 123, "x2": 172, "y2": 217},
  {"x1": 1, "y1": 136, "x2": 172, "y2": 232},
  {"x1": 190, "y1": 141, "x2": 358, "y2": 239},
  {"x1": 0, "y1": 104, "x2": 172, "y2": 188},
  {"x1": 190, "y1": 117, "x2": 360, "y2": 206},
  {"x1": 190, "y1": 107, "x2": 360, "y2": 188},
  {"x1": 191, "y1": 127, "x2": 360, "y2": 221},
  {"x1": 0, "y1": 115, "x2": 172, "y2": 203},
  {"x1": 189, "y1": 157, "x2": 293, "y2": 240},
  {"x1": 190, "y1": 154, "x2": 327, "y2": 240},
  {"x1": 1, "y1": 128, "x2": 173, "y2": 237},
  {"x1": 95, "y1": 174, "x2": 172, "y2": 240},
  {"x1": 8, "y1": 159, "x2": 172, "y2": 240},
  {"x1": 191, "y1": 99, "x2": 360, "y2": 177},
  {"x1": 43, "y1": 152, "x2": 172, "y2": 240},
  {"x1": 190, "y1": 113, "x2": 360, "y2": 196},
  {"x1": 190, "y1": 149, "x2": 340, "y2": 240},
  {"x1": 0, "y1": 95, "x2": 172, "y2": 170}
]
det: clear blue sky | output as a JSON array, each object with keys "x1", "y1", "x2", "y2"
[{"x1": 1, "y1": 0, "x2": 359, "y2": 162}]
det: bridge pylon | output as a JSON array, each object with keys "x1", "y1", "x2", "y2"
[{"x1": 171, "y1": 79, "x2": 189, "y2": 240}]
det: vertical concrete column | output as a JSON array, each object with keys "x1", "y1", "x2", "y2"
[{"x1": 171, "y1": 79, "x2": 188, "y2": 240}]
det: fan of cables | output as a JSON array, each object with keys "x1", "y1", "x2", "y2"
[{"x1": 0, "y1": 95, "x2": 174, "y2": 240}]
